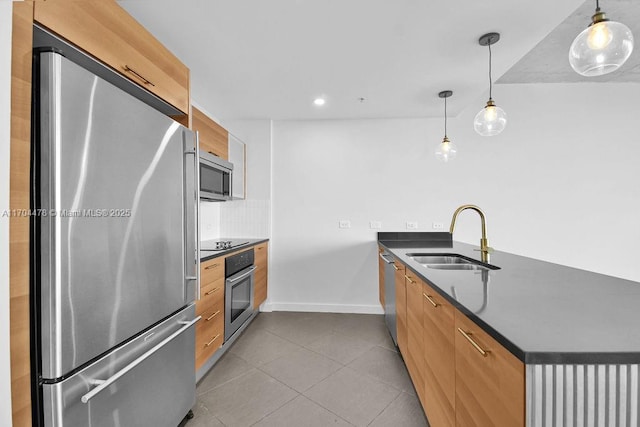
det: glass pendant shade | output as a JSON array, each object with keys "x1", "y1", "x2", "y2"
[
  {"x1": 435, "y1": 137, "x2": 457, "y2": 163},
  {"x1": 569, "y1": 19, "x2": 634, "y2": 76},
  {"x1": 474, "y1": 100, "x2": 507, "y2": 136}
]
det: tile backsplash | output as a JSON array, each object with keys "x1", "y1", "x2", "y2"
[{"x1": 220, "y1": 199, "x2": 270, "y2": 238}]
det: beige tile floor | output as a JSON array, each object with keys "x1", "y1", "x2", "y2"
[{"x1": 191, "y1": 312, "x2": 429, "y2": 427}]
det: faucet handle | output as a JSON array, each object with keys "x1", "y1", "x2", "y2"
[{"x1": 474, "y1": 246, "x2": 494, "y2": 253}]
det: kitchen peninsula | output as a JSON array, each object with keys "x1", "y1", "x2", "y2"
[{"x1": 379, "y1": 232, "x2": 640, "y2": 426}]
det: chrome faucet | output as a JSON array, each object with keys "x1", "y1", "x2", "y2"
[{"x1": 449, "y1": 204, "x2": 493, "y2": 263}]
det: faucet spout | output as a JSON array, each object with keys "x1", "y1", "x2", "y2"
[{"x1": 449, "y1": 204, "x2": 492, "y2": 263}]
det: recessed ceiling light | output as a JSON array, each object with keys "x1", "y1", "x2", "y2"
[{"x1": 313, "y1": 98, "x2": 326, "y2": 106}]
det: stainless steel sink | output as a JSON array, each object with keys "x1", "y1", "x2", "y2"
[
  {"x1": 427, "y1": 264, "x2": 490, "y2": 271},
  {"x1": 407, "y1": 253, "x2": 472, "y2": 265},
  {"x1": 407, "y1": 252, "x2": 500, "y2": 271}
]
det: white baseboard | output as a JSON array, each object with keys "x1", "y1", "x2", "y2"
[{"x1": 261, "y1": 302, "x2": 384, "y2": 315}]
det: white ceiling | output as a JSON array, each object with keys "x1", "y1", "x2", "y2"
[{"x1": 119, "y1": 0, "x2": 599, "y2": 121}]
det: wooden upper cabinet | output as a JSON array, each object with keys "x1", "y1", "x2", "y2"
[
  {"x1": 34, "y1": 0, "x2": 190, "y2": 115},
  {"x1": 192, "y1": 107, "x2": 229, "y2": 160},
  {"x1": 454, "y1": 310, "x2": 525, "y2": 427}
]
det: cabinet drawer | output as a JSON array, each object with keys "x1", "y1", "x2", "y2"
[
  {"x1": 197, "y1": 278, "x2": 224, "y2": 314},
  {"x1": 34, "y1": 0, "x2": 190, "y2": 114},
  {"x1": 201, "y1": 258, "x2": 224, "y2": 286},
  {"x1": 255, "y1": 242, "x2": 268, "y2": 260},
  {"x1": 195, "y1": 315, "x2": 224, "y2": 370},
  {"x1": 454, "y1": 311, "x2": 524, "y2": 426}
]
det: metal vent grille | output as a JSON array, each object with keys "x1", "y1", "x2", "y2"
[{"x1": 527, "y1": 364, "x2": 640, "y2": 426}]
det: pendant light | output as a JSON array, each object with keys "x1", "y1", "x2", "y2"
[
  {"x1": 474, "y1": 32, "x2": 507, "y2": 137},
  {"x1": 569, "y1": 0, "x2": 634, "y2": 77},
  {"x1": 435, "y1": 90, "x2": 457, "y2": 163}
]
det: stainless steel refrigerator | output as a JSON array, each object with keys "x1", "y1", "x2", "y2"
[{"x1": 32, "y1": 47, "x2": 200, "y2": 426}]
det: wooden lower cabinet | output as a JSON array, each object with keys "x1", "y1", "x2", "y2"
[
  {"x1": 394, "y1": 261, "x2": 408, "y2": 355},
  {"x1": 454, "y1": 310, "x2": 525, "y2": 426},
  {"x1": 405, "y1": 271, "x2": 425, "y2": 400},
  {"x1": 378, "y1": 246, "x2": 385, "y2": 309},
  {"x1": 383, "y1": 258, "x2": 525, "y2": 426},
  {"x1": 253, "y1": 242, "x2": 268, "y2": 309},
  {"x1": 422, "y1": 282, "x2": 456, "y2": 427},
  {"x1": 195, "y1": 257, "x2": 225, "y2": 371}
]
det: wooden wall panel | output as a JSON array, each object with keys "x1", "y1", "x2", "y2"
[{"x1": 10, "y1": 3, "x2": 34, "y2": 426}]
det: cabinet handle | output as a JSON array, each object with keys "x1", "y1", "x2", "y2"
[
  {"x1": 205, "y1": 287, "x2": 220, "y2": 296},
  {"x1": 423, "y1": 293, "x2": 438, "y2": 307},
  {"x1": 204, "y1": 334, "x2": 220, "y2": 347},
  {"x1": 204, "y1": 263, "x2": 219, "y2": 270},
  {"x1": 457, "y1": 328, "x2": 488, "y2": 357},
  {"x1": 404, "y1": 274, "x2": 415, "y2": 284},
  {"x1": 123, "y1": 65, "x2": 155, "y2": 87},
  {"x1": 392, "y1": 263, "x2": 400, "y2": 271},
  {"x1": 205, "y1": 310, "x2": 221, "y2": 321}
]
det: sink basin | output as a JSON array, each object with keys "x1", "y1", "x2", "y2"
[
  {"x1": 427, "y1": 264, "x2": 491, "y2": 271},
  {"x1": 407, "y1": 252, "x2": 501, "y2": 271},
  {"x1": 407, "y1": 253, "x2": 473, "y2": 265}
]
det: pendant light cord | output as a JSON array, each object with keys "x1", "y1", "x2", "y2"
[
  {"x1": 444, "y1": 95, "x2": 448, "y2": 138},
  {"x1": 488, "y1": 41, "x2": 493, "y2": 100},
  {"x1": 595, "y1": 0, "x2": 600, "y2": 12}
]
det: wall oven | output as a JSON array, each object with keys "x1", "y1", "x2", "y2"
[
  {"x1": 199, "y1": 150, "x2": 233, "y2": 201},
  {"x1": 225, "y1": 249, "x2": 256, "y2": 340}
]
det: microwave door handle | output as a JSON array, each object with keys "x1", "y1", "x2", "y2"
[{"x1": 227, "y1": 265, "x2": 257, "y2": 284}]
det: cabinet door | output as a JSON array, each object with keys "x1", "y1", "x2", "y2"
[
  {"x1": 422, "y1": 282, "x2": 455, "y2": 427},
  {"x1": 253, "y1": 242, "x2": 268, "y2": 309},
  {"x1": 229, "y1": 134, "x2": 246, "y2": 199},
  {"x1": 34, "y1": 0, "x2": 190, "y2": 114},
  {"x1": 192, "y1": 107, "x2": 229, "y2": 159},
  {"x1": 455, "y1": 311, "x2": 525, "y2": 426},
  {"x1": 394, "y1": 262, "x2": 407, "y2": 356},
  {"x1": 378, "y1": 246, "x2": 385, "y2": 308},
  {"x1": 405, "y1": 272, "x2": 425, "y2": 400}
]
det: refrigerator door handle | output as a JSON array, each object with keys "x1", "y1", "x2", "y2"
[
  {"x1": 80, "y1": 316, "x2": 201, "y2": 404},
  {"x1": 184, "y1": 130, "x2": 200, "y2": 301}
]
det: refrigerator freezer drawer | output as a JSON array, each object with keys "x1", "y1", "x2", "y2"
[{"x1": 42, "y1": 305, "x2": 197, "y2": 427}]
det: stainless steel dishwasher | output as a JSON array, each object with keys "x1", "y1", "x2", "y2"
[{"x1": 379, "y1": 252, "x2": 398, "y2": 346}]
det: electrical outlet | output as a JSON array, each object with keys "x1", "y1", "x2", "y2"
[
  {"x1": 369, "y1": 221, "x2": 382, "y2": 229},
  {"x1": 339, "y1": 220, "x2": 351, "y2": 229},
  {"x1": 432, "y1": 222, "x2": 444, "y2": 230},
  {"x1": 406, "y1": 221, "x2": 418, "y2": 230}
]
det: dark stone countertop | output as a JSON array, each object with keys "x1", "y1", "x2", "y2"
[
  {"x1": 379, "y1": 233, "x2": 640, "y2": 364},
  {"x1": 200, "y1": 238, "x2": 269, "y2": 262}
]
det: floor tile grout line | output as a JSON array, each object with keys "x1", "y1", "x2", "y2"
[{"x1": 365, "y1": 388, "x2": 404, "y2": 427}]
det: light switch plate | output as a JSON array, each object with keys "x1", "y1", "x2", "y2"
[
  {"x1": 339, "y1": 220, "x2": 351, "y2": 229},
  {"x1": 406, "y1": 221, "x2": 418, "y2": 230},
  {"x1": 370, "y1": 221, "x2": 382, "y2": 229}
]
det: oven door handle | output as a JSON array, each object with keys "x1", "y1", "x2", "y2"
[{"x1": 227, "y1": 265, "x2": 257, "y2": 284}]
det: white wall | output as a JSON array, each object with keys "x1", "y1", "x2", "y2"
[
  {"x1": 270, "y1": 82, "x2": 640, "y2": 313},
  {"x1": 220, "y1": 120, "x2": 272, "y2": 238},
  {"x1": 1, "y1": 1, "x2": 13, "y2": 424}
]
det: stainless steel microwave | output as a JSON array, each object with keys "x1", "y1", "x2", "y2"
[{"x1": 199, "y1": 150, "x2": 233, "y2": 201}]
